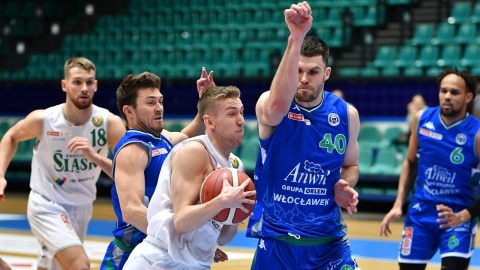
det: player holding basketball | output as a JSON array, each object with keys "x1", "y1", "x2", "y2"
[
  {"x1": 245, "y1": 2, "x2": 360, "y2": 270},
  {"x1": 100, "y1": 69, "x2": 221, "y2": 269},
  {"x1": 379, "y1": 68, "x2": 480, "y2": 270},
  {"x1": 0, "y1": 57, "x2": 126, "y2": 270},
  {"x1": 123, "y1": 85, "x2": 256, "y2": 269}
]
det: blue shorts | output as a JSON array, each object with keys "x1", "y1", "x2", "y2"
[
  {"x1": 399, "y1": 201, "x2": 476, "y2": 264},
  {"x1": 251, "y1": 237, "x2": 359, "y2": 270},
  {"x1": 100, "y1": 239, "x2": 133, "y2": 270}
]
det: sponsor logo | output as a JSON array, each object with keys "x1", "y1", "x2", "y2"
[
  {"x1": 419, "y1": 128, "x2": 442, "y2": 140},
  {"x1": 288, "y1": 112, "x2": 304, "y2": 121},
  {"x1": 92, "y1": 116, "x2": 104, "y2": 127},
  {"x1": 425, "y1": 165, "x2": 456, "y2": 184},
  {"x1": 151, "y1": 148, "x2": 168, "y2": 157},
  {"x1": 52, "y1": 176, "x2": 67, "y2": 185},
  {"x1": 46, "y1": 131, "x2": 71, "y2": 137},
  {"x1": 423, "y1": 121, "x2": 435, "y2": 130},
  {"x1": 328, "y1": 113, "x2": 340, "y2": 126},
  {"x1": 401, "y1": 226, "x2": 413, "y2": 256}
]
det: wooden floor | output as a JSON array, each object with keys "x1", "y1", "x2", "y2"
[{"x1": 1, "y1": 194, "x2": 480, "y2": 270}]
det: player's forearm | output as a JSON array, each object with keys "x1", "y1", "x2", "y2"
[
  {"x1": 89, "y1": 154, "x2": 113, "y2": 178},
  {"x1": 466, "y1": 199, "x2": 480, "y2": 219},
  {"x1": 269, "y1": 36, "x2": 304, "y2": 106},
  {"x1": 122, "y1": 203, "x2": 148, "y2": 234},
  {"x1": 173, "y1": 199, "x2": 225, "y2": 235},
  {"x1": 0, "y1": 136, "x2": 19, "y2": 178},
  {"x1": 340, "y1": 165, "x2": 359, "y2": 188},
  {"x1": 181, "y1": 114, "x2": 205, "y2": 138},
  {"x1": 393, "y1": 159, "x2": 417, "y2": 208},
  {"x1": 218, "y1": 224, "x2": 239, "y2": 246}
]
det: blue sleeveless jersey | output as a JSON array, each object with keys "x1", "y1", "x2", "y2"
[
  {"x1": 414, "y1": 106, "x2": 480, "y2": 207},
  {"x1": 247, "y1": 92, "x2": 350, "y2": 239},
  {"x1": 110, "y1": 129, "x2": 173, "y2": 247}
]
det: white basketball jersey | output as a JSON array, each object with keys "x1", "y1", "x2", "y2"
[
  {"x1": 30, "y1": 104, "x2": 110, "y2": 205},
  {"x1": 147, "y1": 134, "x2": 241, "y2": 267}
]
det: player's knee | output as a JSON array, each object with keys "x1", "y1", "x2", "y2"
[{"x1": 441, "y1": 256, "x2": 469, "y2": 270}]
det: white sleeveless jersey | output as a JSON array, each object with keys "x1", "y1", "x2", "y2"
[
  {"x1": 30, "y1": 104, "x2": 110, "y2": 205},
  {"x1": 147, "y1": 134, "x2": 243, "y2": 267}
]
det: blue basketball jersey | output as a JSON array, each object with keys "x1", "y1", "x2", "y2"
[
  {"x1": 110, "y1": 129, "x2": 173, "y2": 247},
  {"x1": 247, "y1": 92, "x2": 350, "y2": 239},
  {"x1": 415, "y1": 107, "x2": 480, "y2": 207}
]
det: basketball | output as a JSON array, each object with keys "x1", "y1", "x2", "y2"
[{"x1": 199, "y1": 167, "x2": 256, "y2": 225}]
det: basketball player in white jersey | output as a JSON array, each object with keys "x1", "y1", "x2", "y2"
[
  {"x1": 123, "y1": 85, "x2": 256, "y2": 269},
  {"x1": 0, "y1": 57, "x2": 126, "y2": 270}
]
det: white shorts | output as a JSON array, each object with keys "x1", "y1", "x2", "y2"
[
  {"x1": 123, "y1": 236, "x2": 209, "y2": 270},
  {"x1": 27, "y1": 190, "x2": 92, "y2": 269}
]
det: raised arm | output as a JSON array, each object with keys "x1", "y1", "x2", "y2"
[
  {"x1": 0, "y1": 110, "x2": 43, "y2": 201},
  {"x1": 257, "y1": 2, "x2": 312, "y2": 138},
  {"x1": 164, "y1": 67, "x2": 214, "y2": 145}
]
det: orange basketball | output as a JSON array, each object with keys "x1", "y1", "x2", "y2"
[{"x1": 199, "y1": 167, "x2": 256, "y2": 225}]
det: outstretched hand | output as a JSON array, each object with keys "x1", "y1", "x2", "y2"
[
  {"x1": 379, "y1": 206, "x2": 403, "y2": 237},
  {"x1": 284, "y1": 1, "x2": 313, "y2": 38},
  {"x1": 196, "y1": 67, "x2": 215, "y2": 98},
  {"x1": 334, "y1": 179, "x2": 358, "y2": 217}
]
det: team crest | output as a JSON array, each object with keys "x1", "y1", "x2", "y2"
[
  {"x1": 328, "y1": 113, "x2": 340, "y2": 126},
  {"x1": 229, "y1": 156, "x2": 240, "y2": 169},
  {"x1": 455, "y1": 133, "x2": 466, "y2": 145},
  {"x1": 92, "y1": 116, "x2": 104, "y2": 127}
]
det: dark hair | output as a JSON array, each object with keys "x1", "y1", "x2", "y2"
[
  {"x1": 300, "y1": 35, "x2": 329, "y2": 65},
  {"x1": 437, "y1": 68, "x2": 477, "y2": 95},
  {"x1": 198, "y1": 86, "x2": 241, "y2": 117},
  {"x1": 116, "y1": 72, "x2": 161, "y2": 124}
]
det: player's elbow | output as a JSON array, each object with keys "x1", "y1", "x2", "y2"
[{"x1": 173, "y1": 218, "x2": 190, "y2": 235}]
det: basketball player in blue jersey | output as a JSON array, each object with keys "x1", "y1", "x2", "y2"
[
  {"x1": 0, "y1": 57, "x2": 126, "y2": 270},
  {"x1": 380, "y1": 68, "x2": 480, "y2": 270},
  {"x1": 101, "y1": 69, "x2": 233, "y2": 269},
  {"x1": 245, "y1": 2, "x2": 361, "y2": 270}
]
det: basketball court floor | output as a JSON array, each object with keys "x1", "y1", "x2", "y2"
[{"x1": 1, "y1": 195, "x2": 480, "y2": 270}]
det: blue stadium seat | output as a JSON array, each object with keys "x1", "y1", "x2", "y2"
[
  {"x1": 411, "y1": 23, "x2": 435, "y2": 45},
  {"x1": 414, "y1": 44, "x2": 440, "y2": 67},
  {"x1": 455, "y1": 22, "x2": 477, "y2": 44},
  {"x1": 437, "y1": 43, "x2": 461, "y2": 67},
  {"x1": 394, "y1": 43, "x2": 417, "y2": 68},
  {"x1": 372, "y1": 45, "x2": 397, "y2": 68},
  {"x1": 448, "y1": 2, "x2": 471, "y2": 24},
  {"x1": 460, "y1": 44, "x2": 480, "y2": 68},
  {"x1": 431, "y1": 22, "x2": 456, "y2": 45}
]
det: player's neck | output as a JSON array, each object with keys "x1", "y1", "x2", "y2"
[{"x1": 63, "y1": 104, "x2": 93, "y2": 126}]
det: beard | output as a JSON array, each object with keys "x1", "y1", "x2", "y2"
[
  {"x1": 71, "y1": 96, "x2": 92, "y2": 110},
  {"x1": 440, "y1": 107, "x2": 461, "y2": 118},
  {"x1": 295, "y1": 87, "x2": 321, "y2": 103}
]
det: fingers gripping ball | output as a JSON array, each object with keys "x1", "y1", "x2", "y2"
[{"x1": 200, "y1": 168, "x2": 256, "y2": 225}]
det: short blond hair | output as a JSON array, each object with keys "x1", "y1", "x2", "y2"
[
  {"x1": 198, "y1": 86, "x2": 241, "y2": 117},
  {"x1": 64, "y1": 57, "x2": 96, "y2": 78}
]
